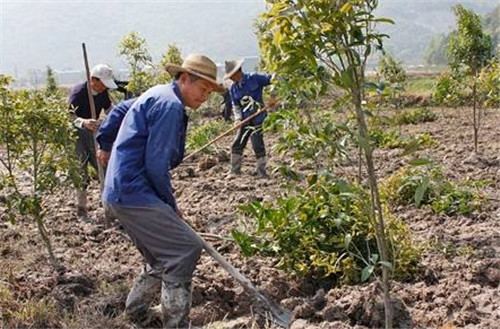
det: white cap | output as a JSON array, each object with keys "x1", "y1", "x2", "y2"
[{"x1": 91, "y1": 64, "x2": 118, "y2": 89}]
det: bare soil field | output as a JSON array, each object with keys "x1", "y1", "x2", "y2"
[{"x1": 1, "y1": 106, "x2": 499, "y2": 329}]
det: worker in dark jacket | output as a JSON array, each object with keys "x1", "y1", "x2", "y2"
[{"x1": 68, "y1": 64, "x2": 117, "y2": 218}]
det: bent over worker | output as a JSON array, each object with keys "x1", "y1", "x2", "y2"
[
  {"x1": 95, "y1": 97, "x2": 137, "y2": 165},
  {"x1": 102, "y1": 54, "x2": 223, "y2": 328}
]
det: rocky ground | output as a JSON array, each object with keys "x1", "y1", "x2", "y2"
[{"x1": 1, "y1": 106, "x2": 499, "y2": 329}]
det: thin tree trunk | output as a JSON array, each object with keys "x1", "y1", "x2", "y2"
[
  {"x1": 358, "y1": 145, "x2": 362, "y2": 184},
  {"x1": 473, "y1": 73, "x2": 478, "y2": 154},
  {"x1": 35, "y1": 215, "x2": 64, "y2": 274},
  {"x1": 352, "y1": 87, "x2": 393, "y2": 329}
]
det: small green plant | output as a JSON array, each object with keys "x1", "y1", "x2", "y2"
[
  {"x1": 432, "y1": 69, "x2": 468, "y2": 107},
  {"x1": 370, "y1": 128, "x2": 436, "y2": 150},
  {"x1": 447, "y1": 4, "x2": 494, "y2": 153},
  {"x1": 381, "y1": 163, "x2": 483, "y2": 215},
  {"x1": 0, "y1": 76, "x2": 80, "y2": 273},
  {"x1": 233, "y1": 172, "x2": 421, "y2": 285},
  {"x1": 118, "y1": 31, "x2": 155, "y2": 96},
  {"x1": 376, "y1": 53, "x2": 407, "y2": 111},
  {"x1": 157, "y1": 43, "x2": 183, "y2": 84},
  {"x1": 186, "y1": 119, "x2": 230, "y2": 154},
  {"x1": 395, "y1": 107, "x2": 437, "y2": 125},
  {"x1": 478, "y1": 58, "x2": 500, "y2": 109},
  {"x1": 267, "y1": 107, "x2": 353, "y2": 171},
  {"x1": 45, "y1": 66, "x2": 57, "y2": 95}
]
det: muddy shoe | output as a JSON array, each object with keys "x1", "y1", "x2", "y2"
[{"x1": 256, "y1": 156, "x2": 267, "y2": 179}]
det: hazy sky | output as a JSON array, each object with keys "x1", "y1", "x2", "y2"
[
  {"x1": 0, "y1": 0, "x2": 497, "y2": 85},
  {"x1": 0, "y1": 0, "x2": 266, "y2": 80}
]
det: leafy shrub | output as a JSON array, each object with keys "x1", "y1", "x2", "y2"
[
  {"x1": 478, "y1": 58, "x2": 500, "y2": 109},
  {"x1": 0, "y1": 77, "x2": 80, "y2": 272},
  {"x1": 381, "y1": 164, "x2": 483, "y2": 215},
  {"x1": 432, "y1": 70, "x2": 468, "y2": 107},
  {"x1": 232, "y1": 172, "x2": 421, "y2": 285},
  {"x1": 370, "y1": 128, "x2": 436, "y2": 150},
  {"x1": 266, "y1": 108, "x2": 353, "y2": 170},
  {"x1": 395, "y1": 107, "x2": 438, "y2": 125},
  {"x1": 186, "y1": 119, "x2": 230, "y2": 154}
]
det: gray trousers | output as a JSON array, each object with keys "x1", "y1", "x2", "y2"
[
  {"x1": 75, "y1": 129, "x2": 98, "y2": 188},
  {"x1": 105, "y1": 202, "x2": 202, "y2": 283},
  {"x1": 231, "y1": 124, "x2": 266, "y2": 158}
]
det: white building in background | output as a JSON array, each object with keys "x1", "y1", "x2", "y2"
[{"x1": 11, "y1": 55, "x2": 263, "y2": 90}]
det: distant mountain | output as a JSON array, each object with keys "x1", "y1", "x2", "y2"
[
  {"x1": 1, "y1": 0, "x2": 497, "y2": 87},
  {"x1": 375, "y1": 0, "x2": 498, "y2": 65}
]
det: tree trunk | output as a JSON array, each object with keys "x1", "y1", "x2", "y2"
[
  {"x1": 472, "y1": 71, "x2": 479, "y2": 154},
  {"x1": 35, "y1": 215, "x2": 64, "y2": 274},
  {"x1": 352, "y1": 87, "x2": 393, "y2": 329}
]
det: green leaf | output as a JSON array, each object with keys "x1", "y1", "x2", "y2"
[
  {"x1": 340, "y1": 3, "x2": 352, "y2": 13},
  {"x1": 372, "y1": 18, "x2": 395, "y2": 25},
  {"x1": 400, "y1": 139, "x2": 421, "y2": 156},
  {"x1": 344, "y1": 233, "x2": 352, "y2": 249},
  {"x1": 415, "y1": 176, "x2": 430, "y2": 206},
  {"x1": 361, "y1": 265, "x2": 374, "y2": 282},
  {"x1": 409, "y1": 158, "x2": 431, "y2": 166},
  {"x1": 379, "y1": 261, "x2": 393, "y2": 269}
]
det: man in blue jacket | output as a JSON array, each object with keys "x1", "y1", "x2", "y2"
[
  {"x1": 224, "y1": 59, "x2": 276, "y2": 178},
  {"x1": 103, "y1": 54, "x2": 222, "y2": 328},
  {"x1": 96, "y1": 97, "x2": 137, "y2": 165}
]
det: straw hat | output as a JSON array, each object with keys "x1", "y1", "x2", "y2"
[
  {"x1": 165, "y1": 54, "x2": 223, "y2": 92},
  {"x1": 224, "y1": 59, "x2": 244, "y2": 80}
]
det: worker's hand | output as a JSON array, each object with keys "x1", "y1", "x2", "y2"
[
  {"x1": 82, "y1": 119, "x2": 100, "y2": 133},
  {"x1": 97, "y1": 150, "x2": 111, "y2": 166},
  {"x1": 234, "y1": 119, "x2": 242, "y2": 127}
]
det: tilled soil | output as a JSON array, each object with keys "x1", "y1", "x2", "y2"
[{"x1": 1, "y1": 107, "x2": 499, "y2": 329}]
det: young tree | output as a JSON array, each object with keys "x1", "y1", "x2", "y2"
[
  {"x1": 448, "y1": 4, "x2": 494, "y2": 154},
  {"x1": 258, "y1": 1, "x2": 395, "y2": 327},
  {"x1": 118, "y1": 31, "x2": 155, "y2": 96},
  {"x1": 376, "y1": 53, "x2": 407, "y2": 130},
  {"x1": 157, "y1": 43, "x2": 183, "y2": 84},
  {"x1": 0, "y1": 76, "x2": 80, "y2": 274},
  {"x1": 45, "y1": 66, "x2": 58, "y2": 95}
]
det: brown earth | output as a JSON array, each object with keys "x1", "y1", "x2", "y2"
[{"x1": 1, "y1": 106, "x2": 499, "y2": 329}]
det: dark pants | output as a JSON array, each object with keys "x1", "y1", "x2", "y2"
[
  {"x1": 106, "y1": 202, "x2": 203, "y2": 284},
  {"x1": 75, "y1": 129, "x2": 98, "y2": 188},
  {"x1": 221, "y1": 90, "x2": 232, "y2": 122},
  {"x1": 231, "y1": 123, "x2": 266, "y2": 158}
]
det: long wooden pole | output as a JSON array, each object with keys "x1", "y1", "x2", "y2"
[{"x1": 82, "y1": 43, "x2": 108, "y2": 226}]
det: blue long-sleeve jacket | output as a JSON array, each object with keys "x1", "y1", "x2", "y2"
[
  {"x1": 102, "y1": 83, "x2": 188, "y2": 210},
  {"x1": 96, "y1": 98, "x2": 137, "y2": 152},
  {"x1": 230, "y1": 72, "x2": 272, "y2": 125}
]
